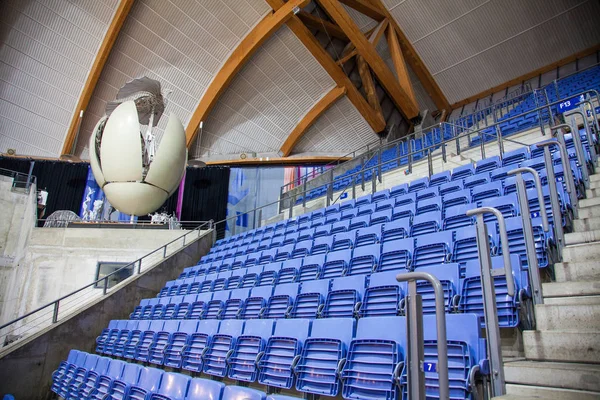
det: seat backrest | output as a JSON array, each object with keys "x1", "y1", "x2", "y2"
[
  {"x1": 136, "y1": 367, "x2": 163, "y2": 392},
  {"x1": 155, "y1": 372, "x2": 190, "y2": 397},
  {"x1": 416, "y1": 187, "x2": 438, "y2": 201},
  {"x1": 310, "y1": 317, "x2": 355, "y2": 345},
  {"x1": 272, "y1": 282, "x2": 300, "y2": 299},
  {"x1": 222, "y1": 386, "x2": 266, "y2": 400},
  {"x1": 300, "y1": 279, "x2": 330, "y2": 295},
  {"x1": 242, "y1": 319, "x2": 275, "y2": 338},
  {"x1": 120, "y1": 363, "x2": 142, "y2": 384},
  {"x1": 217, "y1": 319, "x2": 244, "y2": 337},
  {"x1": 451, "y1": 163, "x2": 474, "y2": 181},
  {"x1": 273, "y1": 319, "x2": 311, "y2": 343},
  {"x1": 464, "y1": 172, "x2": 490, "y2": 189},
  {"x1": 178, "y1": 320, "x2": 199, "y2": 334},
  {"x1": 416, "y1": 197, "x2": 442, "y2": 215},
  {"x1": 186, "y1": 378, "x2": 226, "y2": 400}
]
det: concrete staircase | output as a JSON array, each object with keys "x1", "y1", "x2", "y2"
[{"x1": 496, "y1": 173, "x2": 600, "y2": 399}]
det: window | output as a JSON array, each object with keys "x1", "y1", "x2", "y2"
[{"x1": 95, "y1": 262, "x2": 134, "y2": 289}]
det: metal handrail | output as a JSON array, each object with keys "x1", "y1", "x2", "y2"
[
  {"x1": 0, "y1": 220, "x2": 212, "y2": 334},
  {"x1": 0, "y1": 167, "x2": 37, "y2": 192}
]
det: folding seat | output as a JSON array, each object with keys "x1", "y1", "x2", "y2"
[
  {"x1": 442, "y1": 189, "x2": 471, "y2": 214},
  {"x1": 119, "y1": 320, "x2": 151, "y2": 360},
  {"x1": 258, "y1": 248, "x2": 278, "y2": 265},
  {"x1": 429, "y1": 170, "x2": 451, "y2": 187},
  {"x1": 359, "y1": 271, "x2": 406, "y2": 317},
  {"x1": 201, "y1": 319, "x2": 246, "y2": 377},
  {"x1": 381, "y1": 218, "x2": 410, "y2": 243},
  {"x1": 451, "y1": 224, "x2": 496, "y2": 275},
  {"x1": 311, "y1": 236, "x2": 334, "y2": 255},
  {"x1": 297, "y1": 254, "x2": 325, "y2": 282},
  {"x1": 401, "y1": 314, "x2": 484, "y2": 399},
  {"x1": 178, "y1": 267, "x2": 193, "y2": 280},
  {"x1": 278, "y1": 258, "x2": 301, "y2": 283},
  {"x1": 417, "y1": 197, "x2": 442, "y2": 215},
  {"x1": 341, "y1": 316, "x2": 406, "y2": 400},
  {"x1": 282, "y1": 232, "x2": 298, "y2": 246},
  {"x1": 228, "y1": 319, "x2": 275, "y2": 382},
  {"x1": 503, "y1": 172, "x2": 538, "y2": 195},
  {"x1": 331, "y1": 219, "x2": 350, "y2": 234},
  {"x1": 460, "y1": 255, "x2": 522, "y2": 327},
  {"x1": 290, "y1": 239, "x2": 312, "y2": 258},
  {"x1": 134, "y1": 320, "x2": 165, "y2": 362},
  {"x1": 311, "y1": 209, "x2": 325, "y2": 221},
  {"x1": 186, "y1": 293, "x2": 213, "y2": 320},
  {"x1": 324, "y1": 213, "x2": 340, "y2": 225},
  {"x1": 268, "y1": 235, "x2": 284, "y2": 250},
  {"x1": 290, "y1": 279, "x2": 330, "y2": 318},
  {"x1": 408, "y1": 176, "x2": 429, "y2": 192},
  {"x1": 475, "y1": 155, "x2": 500, "y2": 173},
  {"x1": 109, "y1": 320, "x2": 139, "y2": 356},
  {"x1": 181, "y1": 319, "x2": 221, "y2": 373},
  {"x1": 526, "y1": 186, "x2": 558, "y2": 226},
  {"x1": 130, "y1": 299, "x2": 150, "y2": 320},
  {"x1": 502, "y1": 147, "x2": 530, "y2": 166},
  {"x1": 87, "y1": 359, "x2": 127, "y2": 400},
  {"x1": 310, "y1": 217, "x2": 326, "y2": 229},
  {"x1": 313, "y1": 223, "x2": 331, "y2": 239},
  {"x1": 471, "y1": 181, "x2": 503, "y2": 203},
  {"x1": 147, "y1": 320, "x2": 180, "y2": 365},
  {"x1": 500, "y1": 216, "x2": 550, "y2": 268},
  {"x1": 355, "y1": 225, "x2": 382, "y2": 247},
  {"x1": 416, "y1": 187, "x2": 438, "y2": 201},
  {"x1": 463, "y1": 172, "x2": 490, "y2": 189},
  {"x1": 297, "y1": 214, "x2": 311, "y2": 225},
  {"x1": 239, "y1": 265, "x2": 261, "y2": 289},
  {"x1": 357, "y1": 203, "x2": 376, "y2": 217},
  {"x1": 379, "y1": 237, "x2": 413, "y2": 272},
  {"x1": 394, "y1": 192, "x2": 416, "y2": 207},
  {"x1": 443, "y1": 203, "x2": 475, "y2": 230},
  {"x1": 321, "y1": 249, "x2": 351, "y2": 278},
  {"x1": 369, "y1": 208, "x2": 393, "y2": 225},
  {"x1": 412, "y1": 231, "x2": 454, "y2": 269},
  {"x1": 146, "y1": 372, "x2": 190, "y2": 400},
  {"x1": 222, "y1": 386, "x2": 266, "y2": 400},
  {"x1": 62, "y1": 354, "x2": 107, "y2": 399},
  {"x1": 258, "y1": 319, "x2": 312, "y2": 389},
  {"x1": 480, "y1": 193, "x2": 520, "y2": 222},
  {"x1": 211, "y1": 271, "x2": 232, "y2": 292},
  {"x1": 349, "y1": 214, "x2": 371, "y2": 231},
  {"x1": 391, "y1": 203, "x2": 415, "y2": 221},
  {"x1": 240, "y1": 286, "x2": 273, "y2": 319},
  {"x1": 163, "y1": 320, "x2": 199, "y2": 368},
  {"x1": 411, "y1": 263, "x2": 460, "y2": 314},
  {"x1": 199, "y1": 273, "x2": 217, "y2": 293},
  {"x1": 171, "y1": 294, "x2": 196, "y2": 320},
  {"x1": 355, "y1": 193, "x2": 372, "y2": 207},
  {"x1": 339, "y1": 199, "x2": 356, "y2": 211},
  {"x1": 439, "y1": 179, "x2": 463, "y2": 196},
  {"x1": 51, "y1": 350, "x2": 84, "y2": 394},
  {"x1": 205, "y1": 290, "x2": 231, "y2": 319},
  {"x1": 244, "y1": 251, "x2": 261, "y2": 268},
  {"x1": 223, "y1": 271, "x2": 243, "y2": 290},
  {"x1": 332, "y1": 231, "x2": 355, "y2": 251},
  {"x1": 96, "y1": 320, "x2": 127, "y2": 353},
  {"x1": 347, "y1": 243, "x2": 380, "y2": 275},
  {"x1": 390, "y1": 183, "x2": 408, "y2": 197},
  {"x1": 324, "y1": 203, "x2": 340, "y2": 216},
  {"x1": 410, "y1": 210, "x2": 442, "y2": 236},
  {"x1": 451, "y1": 163, "x2": 474, "y2": 181},
  {"x1": 159, "y1": 281, "x2": 177, "y2": 298},
  {"x1": 372, "y1": 188, "x2": 390, "y2": 202},
  {"x1": 490, "y1": 165, "x2": 515, "y2": 182},
  {"x1": 273, "y1": 243, "x2": 293, "y2": 262},
  {"x1": 263, "y1": 283, "x2": 300, "y2": 319},
  {"x1": 122, "y1": 367, "x2": 164, "y2": 399},
  {"x1": 295, "y1": 317, "x2": 355, "y2": 396},
  {"x1": 339, "y1": 208, "x2": 357, "y2": 223},
  {"x1": 375, "y1": 198, "x2": 396, "y2": 212},
  {"x1": 170, "y1": 278, "x2": 191, "y2": 297},
  {"x1": 322, "y1": 275, "x2": 365, "y2": 318},
  {"x1": 295, "y1": 222, "x2": 311, "y2": 235}
]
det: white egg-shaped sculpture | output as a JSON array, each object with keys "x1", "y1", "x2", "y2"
[{"x1": 89, "y1": 100, "x2": 187, "y2": 216}]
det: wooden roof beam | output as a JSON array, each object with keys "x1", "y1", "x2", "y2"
[
  {"x1": 297, "y1": 11, "x2": 347, "y2": 40},
  {"x1": 369, "y1": 0, "x2": 450, "y2": 111},
  {"x1": 61, "y1": 0, "x2": 135, "y2": 156},
  {"x1": 386, "y1": 24, "x2": 417, "y2": 107},
  {"x1": 317, "y1": 0, "x2": 419, "y2": 119},
  {"x1": 185, "y1": 0, "x2": 310, "y2": 147},
  {"x1": 280, "y1": 86, "x2": 346, "y2": 156},
  {"x1": 339, "y1": 0, "x2": 385, "y2": 21}
]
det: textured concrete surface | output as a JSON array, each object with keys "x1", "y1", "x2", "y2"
[
  {"x1": 505, "y1": 360, "x2": 600, "y2": 392},
  {"x1": 504, "y1": 384, "x2": 600, "y2": 400},
  {"x1": 523, "y1": 330, "x2": 600, "y2": 363},
  {"x1": 0, "y1": 229, "x2": 213, "y2": 400}
]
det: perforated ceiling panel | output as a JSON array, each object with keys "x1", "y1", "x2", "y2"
[
  {"x1": 0, "y1": 0, "x2": 119, "y2": 157},
  {"x1": 383, "y1": 0, "x2": 600, "y2": 103},
  {"x1": 76, "y1": 0, "x2": 271, "y2": 159}
]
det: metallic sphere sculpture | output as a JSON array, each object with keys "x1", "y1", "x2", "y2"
[{"x1": 89, "y1": 100, "x2": 187, "y2": 216}]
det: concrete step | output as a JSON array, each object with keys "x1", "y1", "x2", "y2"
[
  {"x1": 504, "y1": 360, "x2": 600, "y2": 392},
  {"x1": 585, "y1": 188, "x2": 600, "y2": 198},
  {"x1": 503, "y1": 384, "x2": 600, "y2": 400},
  {"x1": 589, "y1": 173, "x2": 600, "y2": 182},
  {"x1": 565, "y1": 229, "x2": 600, "y2": 245},
  {"x1": 579, "y1": 196, "x2": 600, "y2": 208},
  {"x1": 578, "y1": 204, "x2": 600, "y2": 219},
  {"x1": 534, "y1": 303, "x2": 600, "y2": 331},
  {"x1": 589, "y1": 180, "x2": 600, "y2": 190},
  {"x1": 523, "y1": 330, "x2": 600, "y2": 363},
  {"x1": 554, "y1": 261, "x2": 600, "y2": 282},
  {"x1": 574, "y1": 217, "x2": 600, "y2": 232},
  {"x1": 543, "y1": 280, "x2": 600, "y2": 298},
  {"x1": 545, "y1": 295, "x2": 600, "y2": 305},
  {"x1": 562, "y1": 242, "x2": 600, "y2": 263}
]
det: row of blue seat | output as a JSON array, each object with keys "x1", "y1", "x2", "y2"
[
  {"x1": 132, "y1": 256, "x2": 525, "y2": 327},
  {"x1": 80, "y1": 314, "x2": 484, "y2": 399}
]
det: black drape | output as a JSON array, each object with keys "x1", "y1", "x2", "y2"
[{"x1": 0, "y1": 158, "x2": 89, "y2": 222}]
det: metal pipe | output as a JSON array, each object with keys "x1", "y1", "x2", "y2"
[
  {"x1": 551, "y1": 124, "x2": 580, "y2": 215},
  {"x1": 565, "y1": 114, "x2": 590, "y2": 188},
  {"x1": 507, "y1": 167, "x2": 550, "y2": 232},
  {"x1": 396, "y1": 272, "x2": 449, "y2": 400}
]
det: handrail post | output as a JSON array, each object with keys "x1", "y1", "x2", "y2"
[
  {"x1": 566, "y1": 114, "x2": 590, "y2": 188},
  {"x1": 507, "y1": 167, "x2": 546, "y2": 305},
  {"x1": 52, "y1": 301, "x2": 59, "y2": 323},
  {"x1": 479, "y1": 128, "x2": 486, "y2": 160},
  {"x1": 493, "y1": 110, "x2": 504, "y2": 160},
  {"x1": 302, "y1": 177, "x2": 307, "y2": 208},
  {"x1": 395, "y1": 272, "x2": 449, "y2": 400},
  {"x1": 327, "y1": 169, "x2": 334, "y2": 207},
  {"x1": 103, "y1": 276, "x2": 109, "y2": 295},
  {"x1": 427, "y1": 148, "x2": 433, "y2": 178},
  {"x1": 360, "y1": 157, "x2": 366, "y2": 191},
  {"x1": 378, "y1": 147, "x2": 382, "y2": 184},
  {"x1": 579, "y1": 103, "x2": 598, "y2": 165},
  {"x1": 536, "y1": 140, "x2": 566, "y2": 257},
  {"x1": 465, "y1": 207, "x2": 515, "y2": 397},
  {"x1": 551, "y1": 124, "x2": 580, "y2": 217},
  {"x1": 407, "y1": 136, "x2": 413, "y2": 174}
]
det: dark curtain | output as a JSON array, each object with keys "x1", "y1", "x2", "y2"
[
  {"x1": 138, "y1": 166, "x2": 230, "y2": 239},
  {"x1": 0, "y1": 158, "x2": 89, "y2": 222}
]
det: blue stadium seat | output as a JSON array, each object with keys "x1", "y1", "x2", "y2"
[
  {"x1": 439, "y1": 180, "x2": 463, "y2": 196},
  {"x1": 429, "y1": 170, "x2": 451, "y2": 187},
  {"x1": 66, "y1": 355, "x2": 111, "y2": 399},
  {"x1": 290, "y1": 279, "x2": 330, "y2": 318},
  {"x1": 87, "y1": 359, "x2": 127, "y2": 400},
  {"x1": 96, "y1": 320, "x2": 124, "y2": 353},
  {"x1": 490, "y1": 165, "x2": 516, "y2": 182},
  {"x1": 355, "y1": 225, "x2": 382, "y2": 247},
  {"x1": 228, "y1": 319, "x2": 275, "y2": 382},
  {"x1": 412, "y1": 263, "x2": 460, "y2": 314},
  {"x1": 98, "y1": 362, "x2": 143, "y2": 399},
  {"x1": 322, "y1": 249, "x2": 351, "y2": 278},
  {"x1": 360, "y1": 270, "x2": 406, "y2": 317},
  {"x1": 257, "y1": 263, "x2": 280, "y2": 286},
  {"x1": 409, "y1": 176, "x2": 429, "y2": 192},
  {"x1": 342, "y1": 316, "x2": 406, "y2": 400},
  {"x1": 186, "y1": 378, "x2": 224, "y2": 400},
  {"x1": 332, "y1": 231, "x2": 355, "y2": 251},
  {"x1": 390, "y1": 183, "x2": 408, "y2": 197},
  {"x1": 181, "y1": 320, "x2": 220, "y2": 373},
  {"x1": 291, "y1": 239, "x2": 312, "y2": 258},
  {"x1": 355, "y1": 194, "x2": 372, "y2": 207},
  {"x1": 205, "y1": 291, "x2": 230, "y2": 319},
  {"x1": 221, "y1": 288, "x2": 250, "y2": 319},
  {"x1": 394, "y1": 192, "x2": 417, "y2": 207},
  {"x1": 222, "y1": 386, "x2": 266, "y2": 400},
  {"x1": 417, "y1": 197, "x2": 442, "y2": 215},
  {"x1": 392, "y1": 203, "x2": 416, "y2": 221},
  {"x1": 274, "y1": 244, "x2": 294, "y2": 261},
  {"x1": 187, "y1": 293, "x2": 213, "y2": 320},
  {"x1": 298, "y1": 254, "x2": 325, "y2": 282},
  {"x1": 413, "y1": 231, "x2": 453, "y2": 269},
  {"x1": 282, "y1": 232, "x2": 298, "y2": 246},
  {"x1": 410, "y1": 211, "x2": 441, "y2": 236},
  {"x1": 451, "y1": 164, "x2": 474, "y2": 181},
  {"x1": 375, "y1": 198, "x2": 396, "y2": 212},
  {"x1": 349, "y1": 214, "x2": 371, "y2": 231},
  {"x1": 501, "y1": 216, "x2": 550, "y2": 268},
  {"x1": 475, "y1": 156, "x2": 500, "y2": 173},
  {"x1": 372, "y1": 188, "x2": 390, "y2": 202},
  {"x1": 264, "y1": 282, "x2": 300, "y2": 319},
  {"x1": 123, "y1": 366, "x2": 163, "y2": 399},
  {"x1": 211, "y1": 271, "x2": 232, "y2": 292},
  {"x1": 323, "y1": 275, "x2": 365, "y2": 318},
  {"x1": 502, "y1": 147, "x2": 530, "y2": 166},
  {"x1": 314, "y1": 223, "x2": 332, "y2": 239},
  {"x1": 52, "y1": 351, "x2": 87, "y2": 394},
  {"x1": 480, "y1": 193, "x2": 520, "y2": 221},
  {"x1": 370, "y1": 208, "x2": 393, "y2": 225},
  {"x1": 295, "y1": 318, "x2": 355, "y2": 396},
  {"x1": 357, "y1": 203, "x2": 376, "y2": 217},
  {"x1": 311, "y1": 236, "x2": 334, "y2": 255},
  {"x1": 442, "y1": 190, "x2": 471, "y2": 214},
  {"x1": 240, "y1": 286, "x2": 273, "y2": 319},
  {"x1": 472, "y1": 181, "x2": 503, "y2": 203},
  {"x1": 331, "y1": 219, "x2": 350, "y2": 234},
  {"x1": 258, "y1": 319, "x2": 312, "y2": 389},
  {"x1": 147, "y1": 372, "x2": 190, "y2": 400},
  {"x1": 203, "y1": 319, "x2": 245, "y2": 377},
  {"x1": 443, "y1": 203, "x2": 475, "y2": 230},
  {"x1": 339, "y1": 199, "x2": 356, "y2": 211},
  {"x1": 464, "y1": 173, "x2": 490, "y2": 189},
  {"x1": 163, "y1": 320, "x2": 198, "y2": 368},
  {"x1": 416, "y1": 187, "x2": 439, "y2": 201},
  {"x1": 379, "y1": 238, "x2": 413, "y2": 271}
]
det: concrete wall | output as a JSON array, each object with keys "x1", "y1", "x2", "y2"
[{"x1": 0, "y1": 229, "x2": 214, "y2": 400}]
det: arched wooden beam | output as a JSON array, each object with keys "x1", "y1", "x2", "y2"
[
  {"x1": 185, "y1": 0, "x2": 310, "y2": 147},
  {"x1": 280, "y1": 86, "x2": 346, "y2": 156},
  {"x1": 61, "y1": 0, "x2": 135, "y2": 156}
]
